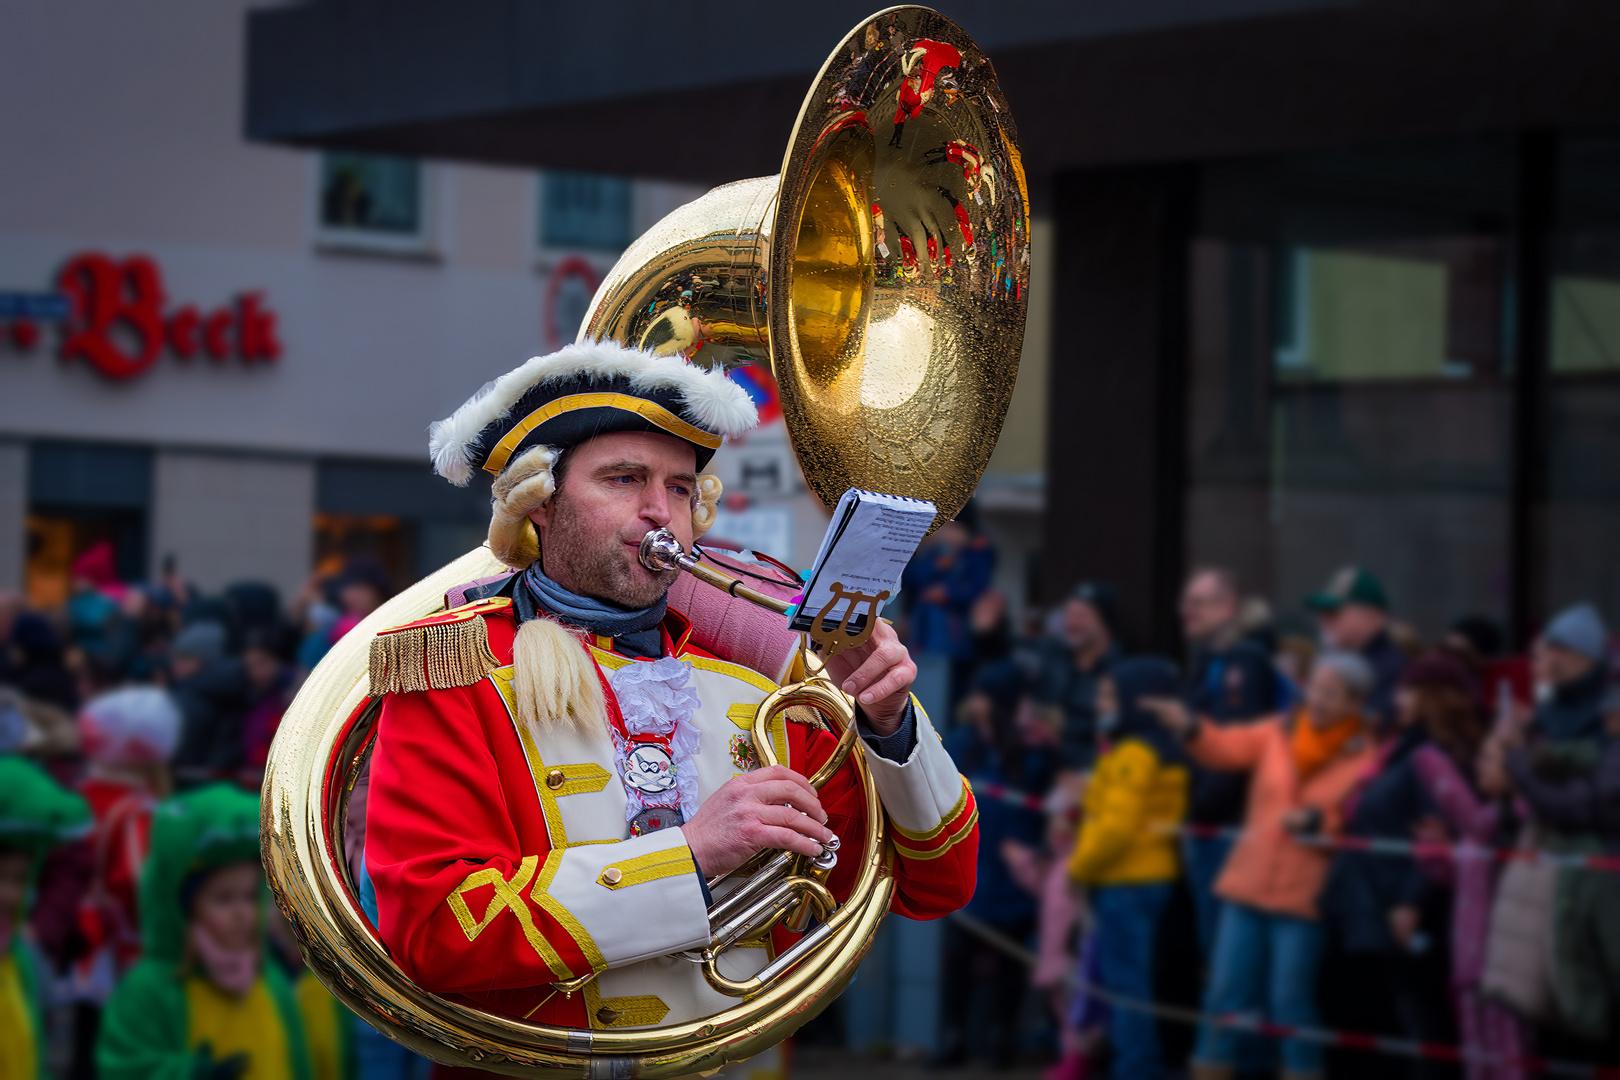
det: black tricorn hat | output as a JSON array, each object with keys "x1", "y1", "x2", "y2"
[{"x1": 429, "y1": 341, "x2": 759, "y2": 484}]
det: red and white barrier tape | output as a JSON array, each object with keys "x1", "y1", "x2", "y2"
[
  {"x1": 964, "y1": 781, "x2": 1620, "y2": 872},
  {"x1": 1175, "y1": 822, "x2": 1620, "y2": 872},
  {"x1": 947, "y1": 911, "x2": 1620, "y2": 1079}
]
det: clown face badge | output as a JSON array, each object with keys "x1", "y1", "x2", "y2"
[
  {"x1": 625, "y1": 743, "x2": 677, "y2": 795},
  {"x1": 621, "y1": 739, "x2": 683, "y2": 837}
]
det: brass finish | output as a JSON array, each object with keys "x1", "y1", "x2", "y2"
[
  {"x1": 264, "y1": 6, "x2": 1024, "y2": 1076},
  {"x1": 582, "y1": 8, "x2": 1028, "y2": 531},
  {"x1": 601, "y1": 866, "x2": 623, "y2": 885},
  {"x1": 546, "y1": 768, "x2": 566, "y2": 790}
]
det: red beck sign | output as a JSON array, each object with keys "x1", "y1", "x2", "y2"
[{"x1": 53, "y1": 252, "x2": 282, "y2": 380}]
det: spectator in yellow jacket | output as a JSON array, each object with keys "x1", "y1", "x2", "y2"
[{"x1": 1067, "y1": 657, "x2": 1188, "y2": 1080}]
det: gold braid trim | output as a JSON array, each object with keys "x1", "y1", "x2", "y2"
[{"x1": 368, "y1": 613, "x2": 502, "y2": 696}]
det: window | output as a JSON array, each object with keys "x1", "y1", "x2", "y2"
[
  {"x1": 1186, "y1": 139, "x2": 1517, "y2": 640},
  {"x1": 539, "y1": 171, "x2": 632, "y2": 251},
  {"x1": 316, "y1": 153, "x2": 434, "y2": 254},
  {"x1": 1275, "y1": 241, "x2": 1498, "y2": 381}
]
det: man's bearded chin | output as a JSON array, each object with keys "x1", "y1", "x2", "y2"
[{"x1": 542, "y1": 494, "x2": 676, "y2": 610}]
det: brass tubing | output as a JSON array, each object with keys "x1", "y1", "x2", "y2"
[
  {"x1": 703, "y1": 851, "x2": 797, "y2": 928},
  {"x1": 709, "y1": 876, "x2": 836, "y2": 955},
  {"x1": 683, "y1": 559, "x2": 795, "y2": 616}
]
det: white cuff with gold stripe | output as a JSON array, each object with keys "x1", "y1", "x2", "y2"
[
  {"x1": 543, "y1": 827, "x2": 711, "y2": 970},
  {"x1": 863, "y1": 698, "x2": 970, "y2": 837}
]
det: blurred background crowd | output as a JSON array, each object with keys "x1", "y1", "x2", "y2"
[
  {"x1": 896, "y1": 517, "x2": 1620, "y2": 1078},
  {"x1": 3, "y1": 515, "x2": 1618, "y2": 1076}
]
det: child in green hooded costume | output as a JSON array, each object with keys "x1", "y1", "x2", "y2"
[
  {"x1": 0, "y1": 754, "x2": 93, "y2": 1080},
  {"x1": 97, "y1": 782, "x2": 315, "y2": 1080}
]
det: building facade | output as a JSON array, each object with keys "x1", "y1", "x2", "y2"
[{"x1": 0, "y1": 1, "x2": 736, "y2": 609}]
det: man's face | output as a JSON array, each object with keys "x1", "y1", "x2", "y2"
[
  {"x1": 1180, "y1": 572, "x2": 1237, "y2": 643},
  {"x1": 531, "y1": 431, "x2": 698, "y2": 609},
  {"x1": 1316, "y1": 603, "x2": 1385, "y2": 652},
  {"x1": 1062, "y1": 598, "x2": 1108, "y2": 653}
]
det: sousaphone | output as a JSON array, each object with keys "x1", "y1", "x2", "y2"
[{"x1": 262, "y1": 6, "x2": 1028, "y2": 1075}]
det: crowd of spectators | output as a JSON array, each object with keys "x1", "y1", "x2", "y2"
[
  {"x1": 5, "y1": 523, "x2": 1620, "y2": 1079},
  {"x1": 0, "y1": 541, "x2": 400, "y2": 1078},
  {"x1": 910, "y1": 526, "x2": 1620, "y2": 1079}
]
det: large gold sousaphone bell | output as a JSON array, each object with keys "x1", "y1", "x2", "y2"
[{"x1": 262, "y1": 6, "x2": 1028, "y2": 1076}]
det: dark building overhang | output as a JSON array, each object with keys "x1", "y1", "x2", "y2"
[{"x1": 247, "y1": 1, "x2": 1620, "y2": 186}]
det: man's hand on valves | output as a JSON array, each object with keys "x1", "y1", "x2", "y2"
[{"x1": 681, "y1": 766, "x2": 834, "y2": 879}]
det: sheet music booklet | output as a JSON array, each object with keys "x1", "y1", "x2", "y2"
[{"x1": 789, "y1": 488, "x2": 936, "y2": 635}]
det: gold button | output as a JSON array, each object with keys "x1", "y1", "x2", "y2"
[
  {"x1": 546, "y1": 769, "x2": 566, "y2": 790},
  {"x1": 596, "y1": 1006, "x2": 619, "y2": 1025},
  {"x1": 602, "y1": 866, "x2": 623, "y2": 885}
]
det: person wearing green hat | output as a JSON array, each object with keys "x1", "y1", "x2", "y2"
[
  {"x1": 0, "y1": 754, "x2": 92, "y2": 1080},
  {"x1": 1304, "y1": 566, "x2": 1408, "y2": 730},
  {"x1": 96, "y1": 783, "x2": 315, "y2": 1080}
]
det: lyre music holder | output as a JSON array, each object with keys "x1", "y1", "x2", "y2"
[{"x1": 807, "y1": 583, "x2": 890, "y2": 660}]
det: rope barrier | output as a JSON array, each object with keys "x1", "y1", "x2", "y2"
[
  {"x1": 946, "y1": 911, "x2": 1620, "y2": 1080},
  {"x1": 965, "y1": 781, "x2": 1620, "y2": 872}
]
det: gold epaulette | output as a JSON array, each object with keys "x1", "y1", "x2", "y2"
[
  {"x1": 783, "y1": 704, "x2": 828, "y2": 731},
  {"x1": 367, "y1": 597, "x2": 512, "y2": 697}
]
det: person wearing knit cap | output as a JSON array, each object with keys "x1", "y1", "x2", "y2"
[
  {"x1": 74, "y1": 687, "x2": 182, "y2": 990},
  {"x1": 1531, "y1": 601, "x2": 1611, "y2": 742},
  {"x1": 97, "y1": 784, "x2": 316, "y2": 1080},
  {"x1": 362, "y1": 341, "x2": 979, "y2": 1030},
  {"x1": 0, "y1": 755, "x2": 92, "y2": 1080}
]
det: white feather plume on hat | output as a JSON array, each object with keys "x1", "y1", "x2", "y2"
[{"x1": 428, "y1": 340, "x2": 759, "y2": 486}]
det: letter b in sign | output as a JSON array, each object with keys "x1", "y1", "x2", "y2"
[{"x1": 57, "y1": 253, "x2": 166, "y2": 380}]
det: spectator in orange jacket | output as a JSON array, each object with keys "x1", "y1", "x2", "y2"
[{"x1": 1146, "y1": 650, "x2": 1379, "y2": 1080}]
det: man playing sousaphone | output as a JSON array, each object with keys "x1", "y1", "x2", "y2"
[{"x1": 362, "y1": 341, "x2": 979, "y2": 1031}]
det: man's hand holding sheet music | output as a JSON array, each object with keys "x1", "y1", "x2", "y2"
[
  {"x1": 825, "y1": 618, "x2": 916, "y2": 735},
  {"x1": 794, "y1": 489, "x2": 937, "y2": 736}
]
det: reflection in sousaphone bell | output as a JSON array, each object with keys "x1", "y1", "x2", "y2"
[{"x1": 261, "y1": 6, "x2": 1029, "y2": 1077}]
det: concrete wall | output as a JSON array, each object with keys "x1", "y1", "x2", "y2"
[
  {"x1": 0, "y1": 443, "x2": 25, "y2": 591},
  {"x1": 148, "y1": 451, "x2": 316, "y2": 604}
]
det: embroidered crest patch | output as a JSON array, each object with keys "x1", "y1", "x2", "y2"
[{"x1": 729, "y1": 733, "x2": 759, "y2": 772}]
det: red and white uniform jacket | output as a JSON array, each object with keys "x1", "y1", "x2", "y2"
[{"x1": 365, "y1": 597, "x2": 978, "y2": 1030}]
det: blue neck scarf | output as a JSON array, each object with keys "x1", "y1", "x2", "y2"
[{"x1": 517, "y1": 560, "x2": 667, "y2": 638}]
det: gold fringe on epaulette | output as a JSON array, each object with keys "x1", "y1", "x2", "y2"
[
  {"x1": 368, "y1": 618, "x2": 501, "y2": 697},
  {"x1": 784, "y1": 704, "x2": 828, "y2": 731}
]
